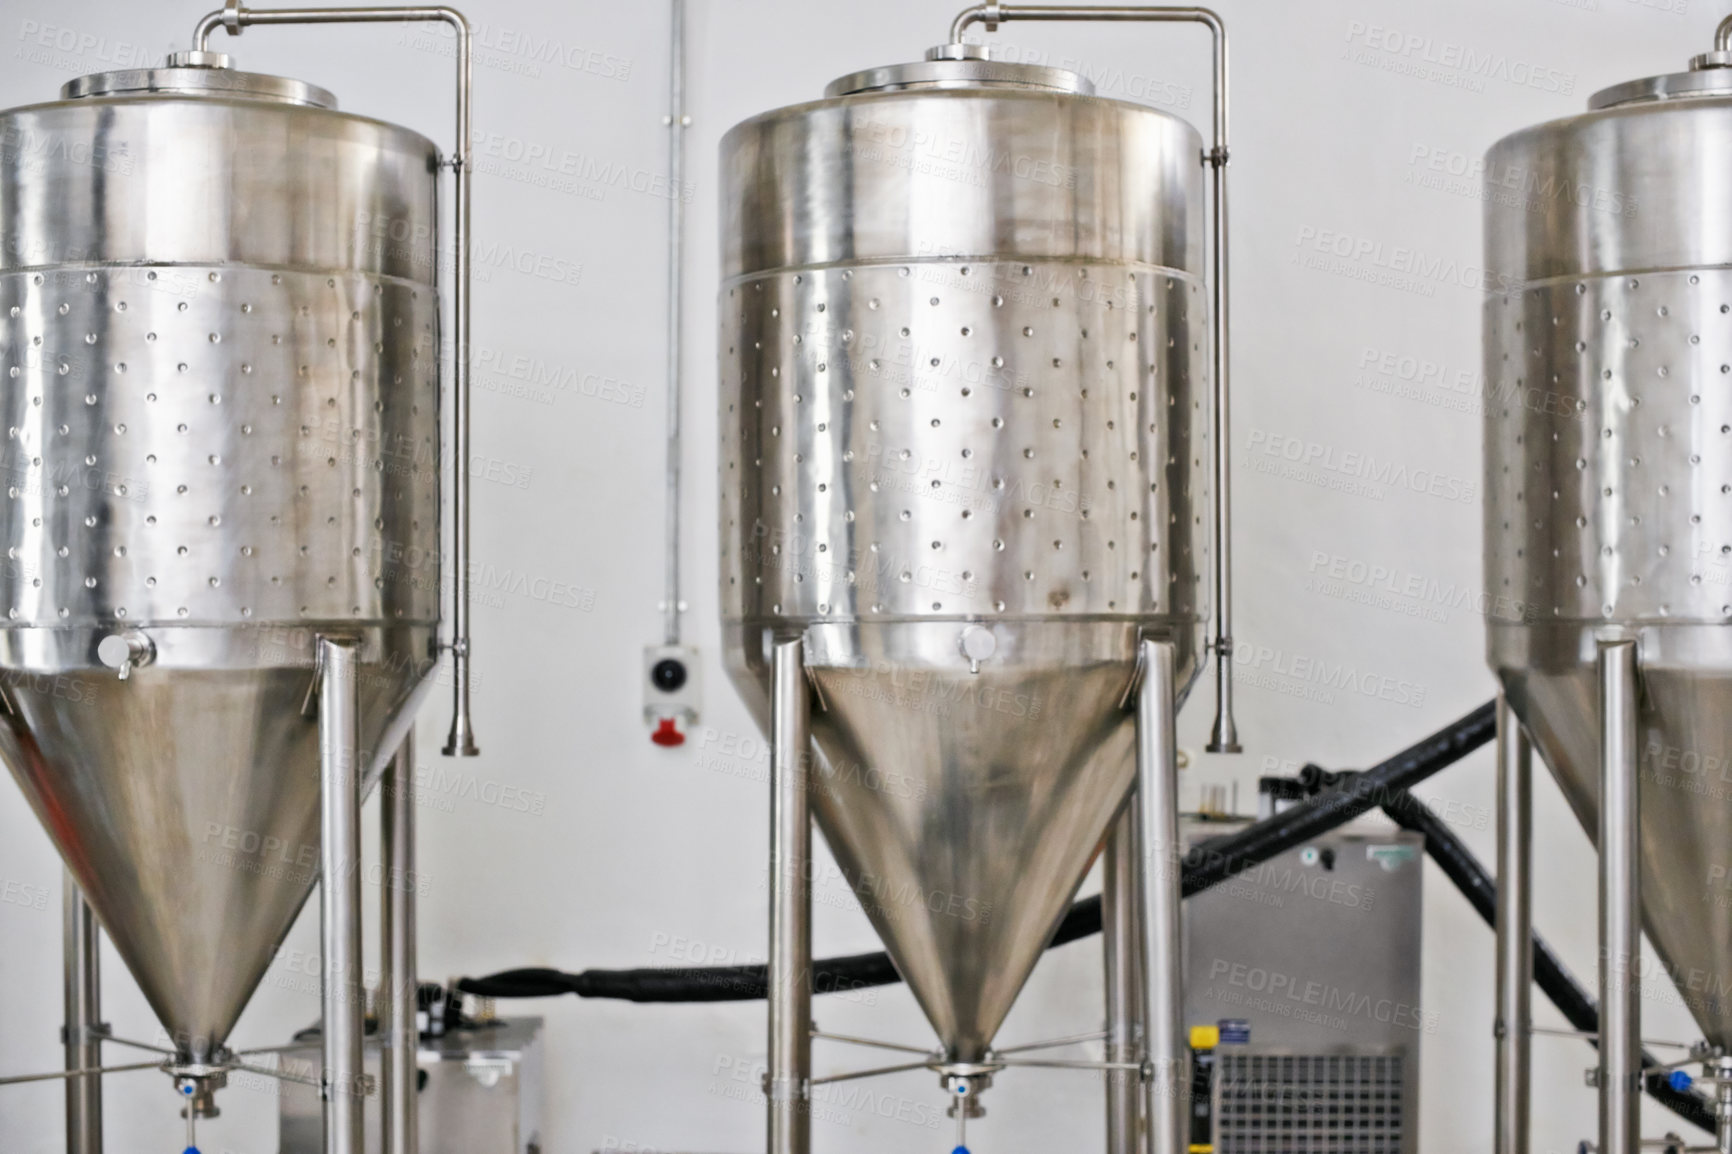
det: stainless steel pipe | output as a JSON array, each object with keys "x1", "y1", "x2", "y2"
[
  {"x1": 1137, "y1": 638, "x2": 1186, "y2": 1154},
  {"x1": 1494, "y1": 694, "x2": 1532, "y2": 1154},
  {"x1": 1598, "y1": 639, "x2": 1641, "y2": 1154},
  {"x1": 192, "y1": 3, "x2": 480, "y2": 757},
  {"x1": 1102, "y1": 807, "x2": 1146, "y2": 1154},
  {"x1": 662, "y1": 0, "x2": 688, "y2": 647},
  {"x1": 318, "y1": 636, "x2": 365, "y2": 1154},
  {"x1": 62, "y1": 873, "x2": 102, "y2": 1154},
  {"x1": 382, "y1": 733, "x2": 419, "y2": 1154},
  {"x1": 767, "y1": 635, "x2": 812, "y2": 1154},
  {"x1": 945, "y1": 3, "x2": 1239, "y2": 753}
]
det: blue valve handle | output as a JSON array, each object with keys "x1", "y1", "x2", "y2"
[
  {"x1": 1669, "y1": 1068, "x2": 1694, "y2": 1091},
  {"x1": 952, "y1": 1147, "x2": 970, "y2": 1154}
]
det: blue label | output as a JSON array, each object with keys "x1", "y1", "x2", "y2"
[{"x1": 1218, "y1": 1019, "x2": 1251, "y2": 1045}]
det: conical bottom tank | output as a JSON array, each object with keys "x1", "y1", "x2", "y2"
[
  {"x1": 1484, "y1": 76, "x2": 1732, "y2": 1046},
  {"x1": 1494, "y1": 624, "x2": 1732, "y2": 1046},
  {"x1": 719, "y1": 56, "x2": 1211, "y2": 1062},
  {"x1": 0, "y1": 63, "x2": 446, "y2": 1060},
  {"x1": 0, "y1": 631, "x2": 434, "y2": 1059},
  {"x1": 730, "y1": 621, "x2": 1198, "y2": 1062}
]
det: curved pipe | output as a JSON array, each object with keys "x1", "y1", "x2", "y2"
[
  {"x1": 944, "y1": 4, "x2": 1238, "y2": 750},
  {"x1": 1718, "y1": 13, "x2": 1732, "y2": 52},
  {"x1": 190, "y1": 4, "x2": 479, "y2": 756}
]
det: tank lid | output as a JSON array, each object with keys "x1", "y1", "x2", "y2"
[
  {"x1": 61, "y1": 58, "x2": 337, "y2": 109},
  {"x1": 825, "y1": 44, "x2": 1093, "y2": 98},
  {"x1": 1590, "y1": 56, "x2": 1732, "y2": 110}
]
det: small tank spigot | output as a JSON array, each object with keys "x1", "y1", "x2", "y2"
[{"x1": 96, "y1": 631, "x2": 154, "y2": 681}]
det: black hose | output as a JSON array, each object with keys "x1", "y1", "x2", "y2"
[
  {"x1": 1380, "y1": 789, "x2": 1715, "y2": 1135},
  {"x1": 457, "y1": 698, "x2": 1497, "y2": 1003}
]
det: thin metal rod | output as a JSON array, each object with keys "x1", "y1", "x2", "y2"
[
  {"x1": 191, "y1": 4, "x2": 478, "y2": 757},
  {"x1": 234, "y1": 1042, "x2": 323, "y2": 1057},
  {"x1": 98, "y1": 1036, "x2": 173, "y2": 1057},
  {"x1": 1718, "y1": 14, "x2": 1732, "y2": 52},
  {"x1": 998, "y1": 1059, "x2": 1147, "y2": 1072},
  {"x1": 1599, "y1": 639, "x2": 1641, "y2": 1154},
  {"x1": 231, "y1": 1059, "x2": 326, "y2": 1090},
  {"x1": 946, "y1": 3, "x2": 1237, "y2": 752},
  {"x1": 1495, "y1": 693, "x2": 1532, "y2": 1154},
  {"x1": 767, "y1": 635, "x2": 812, "y2": 1154},
  {"x1": 1102, "y1": 805, "x2": 1145, "y2": 1154},
  {"x1": 808, "y1": 1058, "x2": 934, "y2": 1086},
  {"x1": 319, "y1": 636, "x2": 365, "y2": 1154},
  {"x1": 811, "y1": 1030, "x2": 934, "y2": 1057},
  {"x1": 382, "y1": 732, "x2": 419, "y2": 1154},
  {"x1": 0, "y1": 1061, "x2": 159, "y2": 1088},
  {"x1": 1528, "y1": 1027, "x2": 1696, "y2": 1050},
  {"x1": 62, "y1": 872, "x2": 101, "y2": 1154},
  {"x1": 1138, "y1": 638, "x2": 1186, "y2": 1154},
  {"x1": 994, "y1": 1030, "x2": 1109, "y2": 1056},
  {"x1": 661, "y1": 0, "x2": 687, "y2": 646}
]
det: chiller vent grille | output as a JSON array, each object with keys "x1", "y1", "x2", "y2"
[{"x1": 1213, "y1": 1052, "x2": 1404, "y2": 1153}]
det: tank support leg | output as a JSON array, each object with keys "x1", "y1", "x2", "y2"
[
  {"x1": 1136, "y1": 638, "x2": 1186, "y2": 1154},
  {"x1": 382, "y1": 731, "x2": 419, "y2": 1154},
  {"x1": 318, "y1": 636, "x2": 365, "y2": 1154},
  {"x1": 1597, "y1": 639, "x2": 1640, "y2": 1154},
  {"x1": 1495, "y1": 693, "x2": 1532, "y2": 1154},
  {"x1": 63, "y1": 871, "x2": 102, "y2": 1154},
  {"x1": 1104, "y1": 803, "x2": 1146, "y2": 1154},
  {"x1": 767, "y1": 634, "x2": 812, "y2": 1154}
]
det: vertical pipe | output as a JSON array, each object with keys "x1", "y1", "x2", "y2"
[
  {"x1": 1494, "y1": 694, "x2": 1531, "y2": 1154},
  {"x1": 1103, "y1": 805, "x2": 1145, "y2": 1154},
  {"x1": 767, "y1": 635, "x2": 812, "y2": 1154},
  {"x1": 382, "y1": 732, "x2": 419, "y2": 1154},
  {"x1": 662, "y1": 0, "x2": 687, "y2": 647},
  {"x1": 1203, "y1": 114, "x2": 1237, "y2": 754},
  {"x1": 319, "y1": 636, "x2": 365, "y2": 1154},
  {"x1": 1716, "y1": 1057, "x2": 1732, "y2": 1154},
  {"x1": 1597, "y1": 639, "x2": 1640, "y2": 1154},
  {"x1": 443, "y1": 9, "x2": 479, "y2": 757},
  {"x1": 62, "y1": 871, "x2": 101, "y2": 1154},
  {"x1": 1137, "y1": 638, "x2": 1186, "y2": 1154}
]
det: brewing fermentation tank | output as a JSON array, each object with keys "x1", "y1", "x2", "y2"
[
  {"x1": 0, "y1": 59, "x2": 441, "y2": 1066},
  {"x1": 1485, "y1": 35, "x2": 1732, "y2": 1154},
  {"x1": 720, "y1": 43, "x2": 1211, "y2": 1075}
]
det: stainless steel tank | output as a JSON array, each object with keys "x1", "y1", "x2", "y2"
[
  {"x1": 0, "y1": 59, "x2": 441, "y2": 1062},
  {"x1": 1484, "y1": 52, "x2": 1732, "y2": 1051},
  {"x1": 720, "y1": 49, "x2": 1210, "y2": 1063}
]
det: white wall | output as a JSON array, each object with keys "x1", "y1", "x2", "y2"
[{"x1": 0, "y1": 0, "x2": 1717, "y2": 1151}]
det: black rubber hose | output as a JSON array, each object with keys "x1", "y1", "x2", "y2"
[
  {"x1": 1380, "y1": 788, "x2": 1715, "y2": 1136},
  {"x1": 457, "y1": 698, "x2": 1497, "y2": 1003}
]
